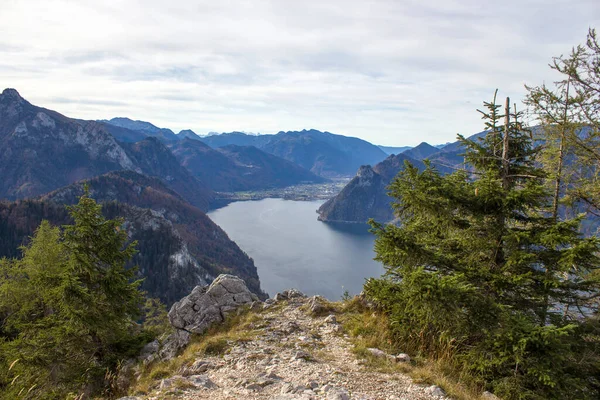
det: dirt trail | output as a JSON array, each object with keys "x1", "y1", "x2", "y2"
[{"x1": 138, "y1": 296, "x2": 448, "y2": 400}]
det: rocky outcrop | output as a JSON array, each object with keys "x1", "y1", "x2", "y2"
[
  {"x1": 168, "y1": 274, "x2": 259, "y2": 334},
  {"x1": 124, "y1": 290, "x2": 453, "y2": 400},
  {"x1": 317, "y1": 153, "x2": 433, "y2": 224},
  {"x1": 316, "y1": 164, "x2": 394, "y2": 224}
]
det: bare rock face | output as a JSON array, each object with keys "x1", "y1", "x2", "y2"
[{"x1": 168, "y1": 274, "x2": 259, "y2": 334}]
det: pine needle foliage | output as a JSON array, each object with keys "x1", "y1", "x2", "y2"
[
  {"x1": 366, "y1": 93, "x2": 600, "y2": 399},
  {"x1": 0, "y1": 188, "x2": 146, "y2": 399},
  {"x1": 525, "y1": 28, "x2": 600, "y2": 219}
]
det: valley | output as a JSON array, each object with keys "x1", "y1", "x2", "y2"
[{"x1": 211, "y1": 179, "x2": 350, "y2": 207}]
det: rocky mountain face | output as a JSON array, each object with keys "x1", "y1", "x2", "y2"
[
  {"x1": 317, "y1": 164, "x2": 393, "y2": 223},
  {"x1": 317, "y1": 132, "x2": 486, "y2": 224},
  {"x1": 1, "y1": 171, "x2": 265, "y2": 304},
  {"x1": 168, "y1": 139, "x2": 326, "y2": 192},
  {"x1": 0, "y1": 89, "x2": 213, "y2": 211},
  {"x1": 200, "y1": 129, "x2": 388, "y2": 178},
  {"x1": 0, "y1": 89, "x2": 137, "y2": 199},
  {"x1": 317, "y1": 153, "x2": 428, "y2": 223}
]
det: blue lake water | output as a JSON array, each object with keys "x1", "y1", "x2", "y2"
[{"x1": 208, "y1": 198, "x2": 385, "y2": 300}]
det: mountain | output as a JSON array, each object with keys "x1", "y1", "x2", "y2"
[
  {"x1": 0, "y1": 89, "x2": 212, "y2": 210},
  {"x1": 219, "y1": 144, "x2": 327, "y2": 188},
  {"x1": 317, "y1": 130, "x2": 505, "y2": 223},
  {"x1": 200, "y1": 129, "x2": 388, "y2": 178},
  {"x1": 378, "y1": 145, "x2": 412, "y2": 155},
  {"x1": 317, "y1": 153, "x2": 428, "y2": 223},
  {"x1": 0, "y1": 88, "x2": 139, "y2": 199},
  {"x1": 200, "y1": 131, "x2": 272, "y2": 148},
  {"x1": 102, "y1": 117, "x2": 178, "y2": 141},
  {"x1": 167, "y1": 139, "x2": 326, "y2": 192},
  {"x1": 178, "y1": 129, "x2": 202, "y2": 140},
  {"x1": 425, "y1": 131, "x2": 487, "y2": 170},
  {"x1": 122, "y1": 137, "x2": 213, "y2": 210},
  {"x1": 402, "y1": 142, "x2": 440, "y2": 161},
  {"x1": 98, "y1": 121, "x2": 149, "y2": 142},
  {"x1": 4, "y1": 170, "x2": 265, "y2": 304}
]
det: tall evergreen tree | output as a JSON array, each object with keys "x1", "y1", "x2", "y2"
[
  {"x1": 526, "y1": 28, "x2": 600, "y2": 219},
  {"x1": 0, "y1": 189, "x2": 145, "y2": 399},
  {"x1": 366, "y1": 93, "x2": 600, "y2": 399}
]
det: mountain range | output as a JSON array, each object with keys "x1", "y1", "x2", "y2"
[
  {"x1": 317, "y1": 134, "x2": 473, "y2": 223},
  {"x1": 0, "y1": 88, "x2": 400, "y2": 303},
  {"x1": 167, "y1": 139, "x2": 326, "y2": 192},
  {"x1": 197, "y1": 129, "x2": 388, "y2": 178},
  {"x1": 0, "y1": 89, "x2": 214, "y2": 211}
]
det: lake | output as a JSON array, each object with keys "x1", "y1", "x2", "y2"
[{"x1": 208, "y1": 198, "x2": 385, "y2": 300}]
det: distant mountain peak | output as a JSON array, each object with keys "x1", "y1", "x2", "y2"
[
  {"x1": 102, "y1": 117, "x2": 177, "y2": 141},
  {"x1": 1, "y1": 88, "x2": 22, "y2": 99},
  {"x1": 402, "y1": 141, "x2": 440, "y2": 161},
  {"x1": 0, "y1": 89, "x2": 29, "y2": 108},
  {"x1": 178, "y1": 129, "x2": 202, "y2": 141}
]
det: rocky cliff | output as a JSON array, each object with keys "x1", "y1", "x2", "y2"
[
  {"x1": 0, "y1": 89, "x2": 213, "y2": 211},
  {"x1": 317, "y1": 153, "x2": 429, "y2": 224}
]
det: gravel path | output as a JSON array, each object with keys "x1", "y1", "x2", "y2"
[{"x1": 137, "y1": 296, "x2": 449, "y2": 400}]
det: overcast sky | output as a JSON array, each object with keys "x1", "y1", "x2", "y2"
[{"x1": 1, "y1": 0, "x2": 599, "y2": 146}]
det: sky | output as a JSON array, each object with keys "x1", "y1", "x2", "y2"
[{"x1": 1, "y1": 0, "x2": 599, "y2": 146}]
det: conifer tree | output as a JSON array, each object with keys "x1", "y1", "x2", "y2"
[
  {"x1": 526, "y1": 28, "x2": 600, "y2": 218},
  {"x1": 0, "y1": 189, "x2": 145, "y2": 399},
  {"x1": 366, "y1": 93, "x2": 600, "y2": 399}
]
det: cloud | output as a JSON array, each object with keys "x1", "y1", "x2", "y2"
[{"x1": 0, "y1": 0, "x2": 598, "y2": 145}]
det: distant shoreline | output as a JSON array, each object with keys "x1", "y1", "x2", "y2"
[{"x1": 208, "y1": 180, "x2": 349, "y2": 211}]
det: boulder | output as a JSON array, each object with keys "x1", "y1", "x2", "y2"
[
  {"x1": 168, "y1": 274, "x2": 259, "y2": 334},
  {"x1": 284, "y1": 288, "x2": 307, "y2": 299},
  {"x1": 307, "y1": 295, "x2": 329, "y2": 314},
  {"x1": 159, "y1": 329, "x2": 191, "y2": 360}
]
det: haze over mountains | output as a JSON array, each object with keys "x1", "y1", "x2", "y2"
[
  {"x1": 318, "y1": 135, "x2": 476, "y2": 223},
  {"x1": 0, "y1": 87, "x2": 415, "y2": 303},
  {"x1": 0, "y1": 87, "x2": 489, "y2": 302},
  {"x1": 197, "y1": 129, "x2": 388, "y2": 177}
]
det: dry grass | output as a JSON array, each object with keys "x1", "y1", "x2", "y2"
[
  {"x1": 129, "y1": 307, "x2": 263, "y2": 396},
  {"x1": 338, "y1": 298, "x2": 490, "y2": 400}
]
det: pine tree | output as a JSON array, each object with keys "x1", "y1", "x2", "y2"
[
  {"x1": 525, "y1": 28, "x2": 600, "y2": 219},
  {"x1": 366, "y1": 93, "x2": 600, "y2": 399},
  {"x1": 0, "y1": 189, "x2": 145, "y2": 399}
]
